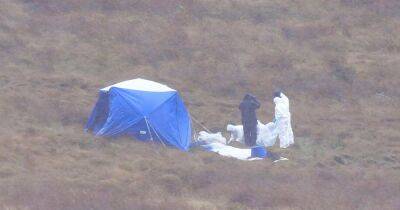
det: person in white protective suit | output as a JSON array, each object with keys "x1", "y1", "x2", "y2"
[{"x1": 272, "y1": 91, "x2": 294, "y2": 148}]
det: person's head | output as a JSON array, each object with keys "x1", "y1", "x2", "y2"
[
  {"x1": 243, "y1": 93, "x2": 255, "y2": 101},
  {"x1": 273, "y1": 89, "x2": 282, "y2": 99}
]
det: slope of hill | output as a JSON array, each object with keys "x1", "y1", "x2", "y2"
[{"x1": 0, "y1": 0, "x2": 399, "y2": 209}]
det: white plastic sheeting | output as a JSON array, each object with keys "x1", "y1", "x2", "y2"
[
  {"x1": 227, "y1": 121, "x2": 276, "y2": 146},
  {"x1": 197, "y1": 131, "x2": 227, "y2": 144},
  {"x1": 256, "y1": 121, "x2": 278, "y2": 147},
  {"x1": 201, "y1": 142, "x2": 262, "y2": 161}
]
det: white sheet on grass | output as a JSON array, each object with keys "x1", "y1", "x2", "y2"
[{"x1": 201, "y1": 142, "x2": 263, "y2": 161}]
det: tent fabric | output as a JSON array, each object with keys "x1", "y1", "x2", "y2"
[
  {"x1": 100, "y1": 78, "x2": 175, "y2": 92},
  {"x1": 85, "y1": 78, "x2": 191, "y2": 151}
]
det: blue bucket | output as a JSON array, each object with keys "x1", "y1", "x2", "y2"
[{"x1": 251, "y1": 146, "x2": 267, "y2": 158}]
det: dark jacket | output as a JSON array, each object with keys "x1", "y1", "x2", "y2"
[{"x1": 239, "y1": 94, "x2": 260, "y2": 125}]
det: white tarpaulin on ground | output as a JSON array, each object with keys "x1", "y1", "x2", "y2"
[
  {"x1": 201, "y1": 142, "x2": 263, "y2": 161},
  {"x1": 200, "y1": 142, "x2": 288, "y2": 162}
]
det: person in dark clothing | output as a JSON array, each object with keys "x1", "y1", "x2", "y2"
[{"x1": 239, "y1": 94, "x2": 260, "y2": 147}]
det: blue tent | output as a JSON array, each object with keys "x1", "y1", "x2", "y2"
[{"x1": 85, "y1": 78, "x2": 191, "y2": 151}]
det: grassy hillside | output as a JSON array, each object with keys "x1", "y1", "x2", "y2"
[{"x1": 0, "y1": 0, "x2": 399, "y2": 209}]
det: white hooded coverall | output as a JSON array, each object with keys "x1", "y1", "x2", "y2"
[{"x1": 273, "y1": 93, "x2": 294, "y2": 148}]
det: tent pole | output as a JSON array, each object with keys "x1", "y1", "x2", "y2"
[
  {"x1": 144, "y1": 117, "x2": 162, "y2": 155},
  {"x1": 190, "y1": 114, "x2": 211, "y2": 133},
  {"x1": 192, "y1": 119, "x2": 198, "y2": 142},
  {"x1": 150, "y1": 124, "x2": 166, "y2": 148},
  {"x1": 145, "y1": 117, "x2": 166, "y2": 148},
  {"x1": 144, "y1": 117, "x2": 154, "y2": 141}
]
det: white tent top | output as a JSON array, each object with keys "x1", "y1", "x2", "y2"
[{"x1": 100, "y1": 78, "x2": 176, "y2": 92}]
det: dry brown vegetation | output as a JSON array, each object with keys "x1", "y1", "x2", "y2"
[{"x1": 1, "y1": 0, "x2": 400, "y2": 209}]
